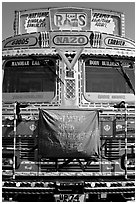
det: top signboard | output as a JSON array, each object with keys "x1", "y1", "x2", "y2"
[
  {"x1": 49, "y1": 7, "x2": 91, "y2": 31},
  {"x1": 15, "y1": 8, "x2": 50, "y2": 34},
  {"x1": 91, "y1": 11, "x2": 121, "y2": 35},
  {"x1": 14, "y1": 7, "x2": 125, "y2": 36}
]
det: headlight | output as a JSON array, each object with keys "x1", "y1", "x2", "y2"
[
  {"x1": 121, "y1": 153, "x2": 135, "y2": 170},
  {"x1": 2, "y1": 157, "x2": 13, "y2": 166}
]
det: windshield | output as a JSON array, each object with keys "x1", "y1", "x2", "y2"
[
  {"x1": 85, "y1": 58, "x2": 135, "y2": 94},
  {"x1": 3, "y1": 58, "x2": 57, "y2": 100}
]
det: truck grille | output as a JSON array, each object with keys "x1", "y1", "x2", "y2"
[{"x1": 40, "y1": 159, "x2": 100, "y2": 172}]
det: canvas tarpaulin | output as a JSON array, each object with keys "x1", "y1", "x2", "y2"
[{"x1": 38, "y1": 109, "x2": 100, "y2": 158}]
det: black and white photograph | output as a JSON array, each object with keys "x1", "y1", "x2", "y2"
[{"x1": 2, "y1": 1, "x2": 135, "y2": 202}]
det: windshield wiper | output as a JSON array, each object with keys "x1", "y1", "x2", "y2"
[
  {"x1": 107, "y1": 54, "x2": 135, "y2": 95},
  {"x1": 29, "y1": 55, "x2": 64, "y2": 85}
]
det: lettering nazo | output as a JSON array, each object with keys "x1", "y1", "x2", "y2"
[{"x1": 53, "y1": 35, "x2": 88, "y2": 45}]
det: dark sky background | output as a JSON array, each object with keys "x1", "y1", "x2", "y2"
[{"x1": 2, "y1": 1, "x2": 135, "y2": 41}]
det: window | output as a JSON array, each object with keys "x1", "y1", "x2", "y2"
[
  {"x1": 85, "y1": 59, "x2": 135, "y2": 94},
  {"x1": 3, "y1": 58, "x2": 57, "y2": 96}
]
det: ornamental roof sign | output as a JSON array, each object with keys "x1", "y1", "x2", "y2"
[
  {"x1": 15, "y1": 9, "x2": 50, "y2": 34},
  {"x1": 49, "y1": 7, "x2": 91, "y2": 31},
  {"x1": 13, "y1": 7, "x2": 125, "y2": 36}
]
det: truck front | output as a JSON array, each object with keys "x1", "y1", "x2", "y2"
[{"x1": 2, "y1": 7, "x2": 135, "y2": 202}]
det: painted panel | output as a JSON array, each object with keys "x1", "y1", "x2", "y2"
[
  {"x1": 2, "y1": 33, "x2": 40, "y2": 49},
  {"x1": 18, "y1": 9, "x2": 50, "y2": 34},
  {"x1": 50, "y1": 7, "x2": 91, "y2": 31}
]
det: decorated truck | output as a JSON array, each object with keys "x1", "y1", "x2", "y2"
[{"x1": 2, "y1": 7, "x2": 135, "y2": 202}]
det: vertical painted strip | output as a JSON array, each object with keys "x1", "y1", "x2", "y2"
[
  {"x1": 13, "y1": 102, "x2": 17, "y2": 179},
  {"x1": 125, "y1": 103, "x2": 128, "y2": 179},
  {"x1": 121, "y1": 14, "x2": 125, "y2": 37}
]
